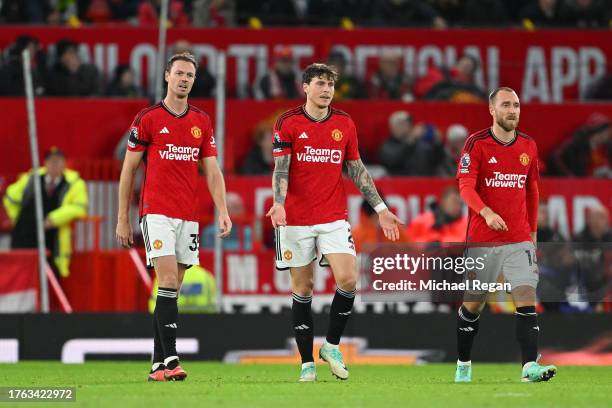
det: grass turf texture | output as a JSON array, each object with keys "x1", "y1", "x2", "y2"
[{"x1": 1, "y1": 363, "x2": 611, "y2": 408}]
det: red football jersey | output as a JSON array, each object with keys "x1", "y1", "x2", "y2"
[
  {"x1": 456, "y1": 128, "x2": 539, "y2": 243},
  {"x1": 272, "y1": 106, "x2": 360, "y2": 226},
  {"x1": 127, "y1": 102, "x2": 216, "y2": 222}
]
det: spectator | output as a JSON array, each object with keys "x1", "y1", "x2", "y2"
[
  {"x1": 46, "y1": 38, "x2": 102, "y2": 97},
  {"x1": 169, "y1": 40, "x2": 216, "y2": 98},
  {"x1": 106, "y1": 64, "x2": 143, "y2": 97},
  {"x1": 406, "y1": 185, "x2": 467, "y2": 243},
  {"x1": 240, "y1": 122, "x2": 274, "y2": 175},
  {"x1": 429, "y1": 0, "x2": 465, "y2": 27},
  {"x1": 368, "y1": 50, "x2": 413, "y2": 101},
  {"x1": 379, "y1": 111, "x2": 445, "y2": 175},
  {"x1": 138, "y1": 0, "x2": 190, "y2": 27},
  {"x1": 573, "y1": 205, "x2": 611, "y2": 309},
  {"x1": 192, "y1": 0, "x2": 236, "y2": 27},
  {"x1": 537, "y1": 202, "x2": 566, "y2": 243},
  {"x1": 547, "y1": 113, "x2": 611, "y2": 178},
  {"x1": 561, "y1": 0, "x2": 611, "y2": 28},
  {"x1": 2, "y1": 147, "x2": 88, "y2": 279},
  {"x1": 352, "y1": 196, "x2": 406, "y2": 252},
  {"x1": 575, "y1": 205, "x2": 611, "y2": 243},
  {"x1": 0, "y1": 36, "x2": 46, "y2": 96},
  {"x1": 108, "y1": 0, "x2": 140, "y2": 21},
  {"x1": 437, "y1": 124, "x2": 468, "y2": 176},
  {"x1": 462, "y1": 0, "x2": 509, "y2": 27},
  {"x1": 201, "y1": 192, "x2": 253, "y2": 250},
  {"x1": 327, "y1": 50, "x2": 366, "y2": 100},
  {"x1": 520, "y1": 0, "x2": 569, "y2": 27},
  {"x1": 255, "y1": 45, "x2": 303, "y2": 100},
  {"x1": 365, "y1": 0, "x2": 445, "y2": 28},
  {"x1": 416, "y1": 54, "x2": 486, "y2": 102}
]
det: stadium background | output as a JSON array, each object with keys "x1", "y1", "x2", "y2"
[{"x1": 0, "y1": 0, "x2": 611, "y2": 373}]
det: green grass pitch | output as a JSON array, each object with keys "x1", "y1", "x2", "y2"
[{"x1": 1, "y1": 362, "x2": 611, "y2": 407}]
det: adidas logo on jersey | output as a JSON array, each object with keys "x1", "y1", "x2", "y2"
[
  {"x1": 298, "y1": 132, "x2": 308, "y2": 139},
  {"x1": 488, "y1": 157, "x2": 497, "y2": 164},
  {"x1": 160, "y1": 127, "x2": 170, "y2": 134}
]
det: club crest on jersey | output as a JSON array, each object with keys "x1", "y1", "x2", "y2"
[
  {"x1": 284, "y1": 250, "x2": 293, "y2": 260},
  {"x1": 459, "y1": 153, "x2": 471, "y2": 173},
  {"x1": 153, "y1": 240, "x2": 163, "y2": 250},
  {"x1": 519, "y1": 153, "x2": 530, "y2": 166},
  {"x1": 191, "y1": 126, "x2": 202, "y2": 139},
  {"x1": 331, "y1": 129, "x2": 343, "y2": 142}
]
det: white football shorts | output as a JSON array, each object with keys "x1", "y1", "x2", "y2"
[
  {"x1": 140, "y1": 214, "x2": 199, "y2": 268},
  {"x1": 275, "y1": 219, "x2": 356, "y2": 269}
]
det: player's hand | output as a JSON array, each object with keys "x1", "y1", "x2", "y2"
[
  {"x1": 378, "y1": 209, "x2": 404, "y2": 241},
  {"x1": 218, "y1": 212, "x2": 232, "y2": 238},
  {"x1": 115, "y1": 219, "x2": 133, "y2": 248},
  {"x1": 266, "y1": 203, "x2": 287, "y2": 228},
  {"x1": 480, "y1": 207, "x2": 508, "y2": 232}
]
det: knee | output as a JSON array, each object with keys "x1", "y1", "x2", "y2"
[
  {"x1": 293, "y1": 280, "x2": 314, "y2": 297},
  {"x1": 337, "y1": 276, "x2": 357, "y2": 292}
]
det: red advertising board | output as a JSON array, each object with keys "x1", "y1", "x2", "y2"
[{"x1": 1, "y1": 27, "x2": 611, "y2": 101}]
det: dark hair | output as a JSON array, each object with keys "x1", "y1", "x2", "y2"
[
  {"x1": 302, "y1": 63, "x2": 338, "y2": 84},
  {"x1": 165, "y1": 52, "x2": 199, "y2": 73},
  {"x1": 56, "y1": 38, "x2": 77, "y2": 59},
  {"x1": 489, "y1": 86, "x2": 516, "y2": 104}
]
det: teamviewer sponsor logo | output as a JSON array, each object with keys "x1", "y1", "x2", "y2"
[
  {"x1": 485, "y1": 172, "x2": 527, "y2": 188},
  {"x1": 297, "y1": 146, "x2": 342, "y2": 164},
  {"x1": 159, "y1": 144, "x2": 200, "y2": 162}
]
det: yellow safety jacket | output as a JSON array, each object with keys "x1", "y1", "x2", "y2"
[
  {"x1": 3, "y1": 167, "x2": 88, "y2": 277},
  {"x1": 149, "y1": 265, "x2": 217, "y2": 313}
]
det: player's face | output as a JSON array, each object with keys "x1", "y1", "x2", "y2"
[
  {"x1": 490, "y1": 91, "x2": 520, "y2": 132},
  {"x1": 165, "y1": 60, "x2": 196, "y2": 99},
  {"x1": 304, "y1": 76, "x2": 335, "y2": 108}
]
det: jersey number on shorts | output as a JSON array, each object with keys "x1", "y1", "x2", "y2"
[{"x1": 189, "y1": 234, "x2": 200, "y2": 251}]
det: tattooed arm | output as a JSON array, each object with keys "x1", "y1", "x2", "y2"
[
  {"x1": 346, "y1": 159, "x2": 403, "y2": 241},
  {"x1": 345, "y1": 159, "x2": 384, "y2": 210},
  {"x1": 266, "y1": 155, "x2": 291, "y2": 227}
]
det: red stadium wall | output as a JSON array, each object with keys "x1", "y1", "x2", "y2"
[
  {"x1": 1, "y1": 98, "x2": 612, "y2": 179},
  {"x1": 1, "y1": 27, "x2": 612, "y2": 101}
]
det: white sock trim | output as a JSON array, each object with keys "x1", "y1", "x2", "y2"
[
  {"x1": 151, "y1": 362, "x2": 163, "y2": 371},
  {"x1": 325, "y1": 342, "x2": 340, "y2": 349},
  {"x1": 301, "y1": 362, "x2": 315, "y2": 369},
  {"x1": 457, "y1": 360, "x2": 471, "y2": 366},
  {"x1": 164, "y1": 355, "x2": 179, "y2": 366}
]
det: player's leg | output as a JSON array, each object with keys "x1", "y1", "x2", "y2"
[
  {"x1": 290, "y1": 263, "x2": 316, "y2": 382},
  {"x1": 141, "y1": 215, "x2": 178, "y2": 382},
  {"x1": 319, "y1": 253, "x2": 355, "y2": 380},
  {"x1": 316, "y1": 220, "x2": 357, "y2": 380},
  {"x1": 276, "y1": 225, "x2": 317, "y2": 382},
  {"x1": 505, "y1": 242, "x2": 556, "y2": 382},
  {"x1": 455, "y1": 245, "x2": 499, "y2": 383}
]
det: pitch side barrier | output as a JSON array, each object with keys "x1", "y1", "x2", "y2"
[{"x1": 1, "y1": 312, "x2": 611, "y2": 364}]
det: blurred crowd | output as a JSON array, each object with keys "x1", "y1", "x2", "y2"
[
  {"x1": 1, "y1": 0, "x2": 611, "y2": 29},
  {"x1": 242, "y1": 109, "x2": 611, "y2": 178}
]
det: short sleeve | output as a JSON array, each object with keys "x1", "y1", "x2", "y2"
[
  {"x1": 345, "y1": 119, "x2": 360, "y2": 161},
  {"x1": 456, "y1": 138, "x2": 481, "y2": 180},
  {"x1": 272, "y1": 119, "x2": 292, "y2": 157},
  {"x1": 126, "y1": 113, "x2": 152, "y2": 152},
  {"x1": 200, "y1": 119, "x2": 217, "y2": 158}
]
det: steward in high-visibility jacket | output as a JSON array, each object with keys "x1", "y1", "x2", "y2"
[
  {"x1": 3, "y1": 148, "x2": 88, "y2": 278},
  {"x1": 149, "y1": 265, "x2": 217, "y2": 313}
]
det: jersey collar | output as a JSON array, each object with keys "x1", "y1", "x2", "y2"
[
  {"x1": 161, "y1": 100, "x2": 189, "y2": 118},
  {"x1": 301, "y1": 105, "x2": 332, "y2": 123},
  {"x1": 489, "y1": 128, "x2": 517, "y2": 147}
]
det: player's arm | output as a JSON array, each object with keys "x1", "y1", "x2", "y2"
[
  {"x1": 266, "y1": 154, "x2": 290, "y2": 228},
  {"x1": 345, "y1": 159, "x2": 403, "y2": 241},
  {"x1": 202, "y1": 156, "x2": 232, "y2": 238},
  {"x1": 458, "y1": 179, "x2": 507, "y2": 232},
  {"x1": 116, "y1": 149, "x2": 144, "y2": 248},
  {"x1": 526, "y1": 147, "x2": 540, "y2": 243}
]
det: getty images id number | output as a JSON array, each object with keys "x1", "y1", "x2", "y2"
[{"x1": 0, "y1": 387, "x2": 75, "y2": 402}]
